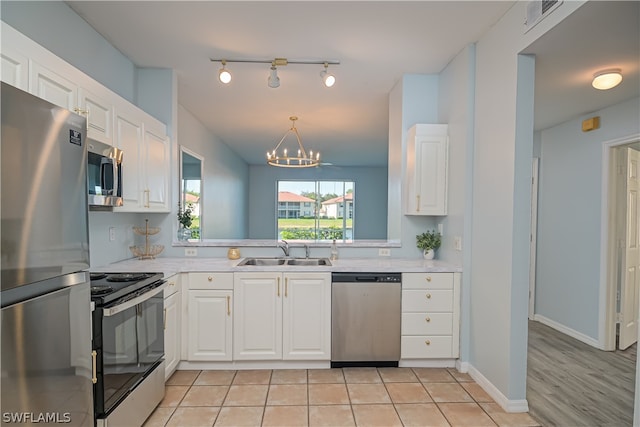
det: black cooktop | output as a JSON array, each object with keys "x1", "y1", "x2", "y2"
[{"x1": 90, "y1": 272, "x2": 164, "y2": 306}]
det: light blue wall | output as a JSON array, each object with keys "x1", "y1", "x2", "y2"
[
  {"x1": 438, "y1": 44, "x2": 476, "y2": 363},
  {"x1": 177, "y1": 106, "x2": 249, "y2": 240},
  {"x1": 535, "y1": 97, "x2": 640, "y2": 339},
  {"x1": 248, "y1": 165, "x2": 387, "y2": 240},
  {"x1": 1, "y1": 1, "x2": 136, "y2": 102}
]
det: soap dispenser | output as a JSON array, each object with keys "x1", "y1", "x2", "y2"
[{"x1": 330, "y1": 239, "x2": 339, "y2": 261}]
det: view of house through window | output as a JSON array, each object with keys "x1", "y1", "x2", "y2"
[{"x1": 277, "y1": 180, "x2": 354, "y2": 241}]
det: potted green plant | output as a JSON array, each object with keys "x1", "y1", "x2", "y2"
[
  {"x1": 177, "y1": 202, "x2": 193, "y2": 240},
  {"x1": 416, "y1": 230, "x2": 442, "y2": 260}
]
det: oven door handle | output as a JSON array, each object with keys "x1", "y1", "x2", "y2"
[{"x1": 103, "y1": 281, "x2": 167, "y2": 317}]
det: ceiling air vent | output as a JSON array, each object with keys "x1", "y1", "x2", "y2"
[{"x1": 524, "y1": 0, "x2": 563, "y2": 33}]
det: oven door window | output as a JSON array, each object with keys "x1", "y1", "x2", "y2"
[{"x1": 100, "y1": 292, "x2": 164, "y2": 412}]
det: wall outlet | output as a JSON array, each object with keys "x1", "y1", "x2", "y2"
[
  {"x1": 109, "y1": 227, "x2": 116, "y2": 242},
  {"x1": 438, "y1": 223, "x2": 444, "y2": 235},
  {"x1": 454, "y1": 236, "x2": 462, "y2": 251},
  {"x1": 185, "y1": 248, "x2": 198, "y2": 257},
  {"x1": 378, "y1": 248, "x2": 391, "y2": 257}
]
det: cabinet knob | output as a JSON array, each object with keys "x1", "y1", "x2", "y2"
[
  {"x1": 425, "y1": 316, "x2": 431, "y2": 322},
  {"x1": 425, "y1": 340, "x2": 431, "y2": 346},
  {"x1": 425, "y1": 293, "x2": 432, "y2": 299},
  {"x1": 426, "y1": 276, "x2": 432, "y2": 282},
  {"x1": 208, "y1": 276, "x2": 213, "y2": 282}
]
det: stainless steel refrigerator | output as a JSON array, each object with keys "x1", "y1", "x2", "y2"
[{"x1": 1, "y1": 82, "x2": 94, "y2": 426}]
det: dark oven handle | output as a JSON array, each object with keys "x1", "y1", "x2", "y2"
[{"x1": 103, "y1": 281, "x2": 167, "y2": 317}]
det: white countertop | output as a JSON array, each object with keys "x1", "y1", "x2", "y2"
[{"x1": 93, "y1": 257, "x2": 462, "y2": 278}]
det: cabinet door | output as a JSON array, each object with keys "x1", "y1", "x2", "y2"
[
  {"x1": 282, "y1": 273, "x2": 331, "y2": 360},
  {"x1": 1, "y1": 46, "x2": 29, "y2": 90},
  {"x1": 114, "y1": 105, "x2": 143, "y2": 209},
  {"x1": 233, "y1": 273, "x2": 282, "y2": 360},
  {"x1": 142, "y1": 125, "x2": 170, "y2": 211},
  {"x1": 29, "y1": 62, "x2": 78, "y2": 111},
  {"x1": 187, "y1": 290, "x2": 232, "y2": 361},
  {"x1": 164, "y1": 290, "x2": 180, "y2": 378},
  {"x1": 78, "y1": 86, "x2": 114, "y2": 146},
  {"x1": 405, "y1": 124, "x2": 448, "y2": 216}
]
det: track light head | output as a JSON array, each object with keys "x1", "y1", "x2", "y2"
[
  {"x1": 320, "y1": 63, "x2": 335, "y2": 88},
  {"x1": 218, "y1": 60, "x2": 231, "y2": 84},
  {"x1": 268, "y1": 65, "x2": 280, "y2": 88}
]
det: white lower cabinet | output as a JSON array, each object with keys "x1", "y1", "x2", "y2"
[
  {"x1": 163, "y1": 275, "x2": 181, "y2": 379},
  {"x1": 186, "y1": 273, "x2": 234, "y2": 361},
  {"x1": 233, "y1": 272, "x2": 331, "y2": 361},
  {"x1": 401, "y1": 272, "x2": 460, "y2": 359}
]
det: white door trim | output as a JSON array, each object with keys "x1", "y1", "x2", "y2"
[
  {"x1": 600, "y1": 133, "x2": 640, "y2": 351},
  {"x1": 529, "y1": 157, "x2": 539, "y2": 320}
]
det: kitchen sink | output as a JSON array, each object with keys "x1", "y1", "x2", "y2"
[
  {"x1": 237, "y1": 257, "x2": 332, "y2": 266},
  {"x1": 286, "y1": 258, "x2": 331, "y2": 266},
  {"x1": 238, "y1": 258, "x2": 287, "y2": 266}
]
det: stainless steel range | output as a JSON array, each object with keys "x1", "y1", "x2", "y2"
[{"x1": 90, "y1": 272, "x2": 166, "y2": 427}]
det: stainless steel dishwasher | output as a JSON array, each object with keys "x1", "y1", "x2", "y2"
[{"x1": 331, "y1": 272, "x2": 402, "y2": 367}]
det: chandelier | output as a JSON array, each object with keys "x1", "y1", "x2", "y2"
[{"x1": 267, "y1": 116, "x2": 320, "y2": 168}]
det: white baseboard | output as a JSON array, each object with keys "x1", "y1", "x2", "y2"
[
  {"x1": 533, "y1": 314, "x2": 603, "y2": 349},
  {"x1": 466, "y1": 363, "x2": 529, "y2": 413}
]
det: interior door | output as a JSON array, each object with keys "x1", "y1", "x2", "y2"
[{"x1": 619, "y1": 147, "x2": 640, "y2": 350}]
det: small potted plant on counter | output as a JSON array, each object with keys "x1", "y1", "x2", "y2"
[
  {"x1": 177, "y1": 202, "x2": 193, "y2": 241},
  {"x1": 416, "y1": 230, "x2": 441, "y2": 260}
]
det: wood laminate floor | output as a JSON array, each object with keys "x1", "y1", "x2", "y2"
[{"x1": 527, "y1": 320, "x2": 636, "y2": 426}]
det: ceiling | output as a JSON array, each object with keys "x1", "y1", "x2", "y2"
[{"x1": 66, "y1": 1, "x2": 639, "y2": 167}]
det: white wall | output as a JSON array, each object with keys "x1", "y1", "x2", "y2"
[{"x1": 535, "y1": 97, "x2": 640, "y2": 340}]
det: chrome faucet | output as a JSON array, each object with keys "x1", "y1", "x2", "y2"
[
  {"x1": 303, "y1": 243, "x2": 310, "y2": 259},
  {"x1": 278, "y1": 240, "x2": 290, "y2": 257}
]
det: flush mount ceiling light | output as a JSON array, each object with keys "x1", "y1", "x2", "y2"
[
  {"x1": 592, "y1": 69, "x2": 623, "y2": 90},
  {"x1": 210, "y1": 57, "x2": 339, "y2": 88},
  {"x1": 218, "y1": 60, "x2": 231, "y2": 84},
  {"x1": 320, "y1": 62, "x2": 336, "y2": 87},
  {"x1": 267, "y1": 116, "x2": 320, "y2": 168}
]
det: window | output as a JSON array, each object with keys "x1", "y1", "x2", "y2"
[{"x1": 277, "y1": 180, "x2": 354, "y2": 241}]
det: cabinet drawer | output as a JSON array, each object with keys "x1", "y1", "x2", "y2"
[
  {"x1": 401, "y1": 336, "x2": 453, "y2": 359},
  {"x1": 163, "y1": 275, "x2": 180, "y2": 298},
  {"x1": 189, "y1": 272, "x2": 233, "y2": 290},
  {"x1": 403, "y1": 273, "x2": 453, "y2": 290},
  {"x1": 402, "y1": 290, "x2": 453, "y2": 312},
  {"x1": 402, "y1": 313, "x2": 453, "y2": 335}
]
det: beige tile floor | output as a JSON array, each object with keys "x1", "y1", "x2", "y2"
[{"x1": 143, "y1": 368, "x2": 540, "y2": 427}]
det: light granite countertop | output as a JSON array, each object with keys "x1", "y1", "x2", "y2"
[{"x1": 93, "y1": 257, "x2": 462, "y2": 278}]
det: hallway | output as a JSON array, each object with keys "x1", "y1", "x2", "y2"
[{"x1": 527, "y1": 320, "x2": 636, "y2": 426}]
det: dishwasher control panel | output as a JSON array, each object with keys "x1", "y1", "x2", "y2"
[{"x1": 331, "y1": 273, "x2": 402, "y2": 283}]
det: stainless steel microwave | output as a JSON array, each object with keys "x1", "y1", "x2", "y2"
[{"x1": 87, "y1": 140, "x2": 123, "y2": 208}]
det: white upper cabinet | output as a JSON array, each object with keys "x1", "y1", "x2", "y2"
[
  {"x1": 1, "y1": 22, "x2": 171, "y2": 213},
  {"x1": 1, "y1": 45, "x2": 29, "y2": 91},
  {"x1": 405, "y1": 124, "x2": 449, "y2": 216},
  {"x1": 30, "y1": 61, "x2": 78, "y2": 111}
]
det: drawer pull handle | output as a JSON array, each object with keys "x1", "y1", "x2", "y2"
[
  {"x1": 208, "y1": 276, "x2": 213, "y2": 282},
  {"x1": 425, "y1": 340, "x2": 431, "y2": 346},
  {"x1": 425, "y1": 316, "x2": 431, "y2": 322},
  {"x1": 426, "y1": 276, "x2": 432, "y2": 282},
  {"x1": 169, "y1": 281, "x2": 175, "y2": 286},
  {"x1": 426, "y1": 293, "x2": 432, "y2": 299}
]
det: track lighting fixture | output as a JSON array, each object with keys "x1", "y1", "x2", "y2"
[
  {"x1": 211, "y1": 57, "x2": 339, "y2": 88},
  {"x1": 218, "y1": 60, "x2": 231, "y2": 84},
  {"x1": 320, "y1": 62, "x2": 335, "y2": 87},
  {"x1": 268, "y1": 64, "x2": 280, "y2": 88}
]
